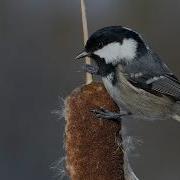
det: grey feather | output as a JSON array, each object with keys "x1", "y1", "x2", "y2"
[{"x1": 124, "y1": 50, "x2": 180, "y2": 100}]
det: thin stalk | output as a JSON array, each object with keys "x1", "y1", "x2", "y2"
[{"x1": 80, "y1": 0, "x2": 93, "y2": 84}]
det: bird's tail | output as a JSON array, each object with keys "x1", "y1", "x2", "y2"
[{"x1": 172, "y1": 101, "x2": 180, "y2": 122}]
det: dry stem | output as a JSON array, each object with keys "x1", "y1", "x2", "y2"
[{"x1": 80, "y1": 0, "x2": 93, "y2": 84}]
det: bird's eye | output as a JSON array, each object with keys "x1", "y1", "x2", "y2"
[
  {"x1": 100, "y1": 41, "x2": 104, "y2": 47},
  {"x1": 97, "y1": 41, "x2": 103, "y2": 49}
]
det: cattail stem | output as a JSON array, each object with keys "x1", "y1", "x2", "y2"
[{"x1": 80, "y1": 0, "x2": 93, "y2": 84}]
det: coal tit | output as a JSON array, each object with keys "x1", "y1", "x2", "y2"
[{"x1": 76, "y1": 26, "x2": 180, "y2": 122}]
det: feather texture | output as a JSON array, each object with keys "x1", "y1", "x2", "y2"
[{"x1": 124, "y1": 50, "x2": 180, "y2": 100}]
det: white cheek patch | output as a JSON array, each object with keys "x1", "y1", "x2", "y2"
[{"x1": 94, "y1": 39, "x2": 137, "y2": 64}]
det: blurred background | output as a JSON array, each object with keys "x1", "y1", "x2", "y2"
[{"x1": 1, "y1": 0, "x2": 180, "y2": 179}]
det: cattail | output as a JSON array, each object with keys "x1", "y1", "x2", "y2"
[{"x1": 64, "y1": 0, "x2": 125, "y2": 179}]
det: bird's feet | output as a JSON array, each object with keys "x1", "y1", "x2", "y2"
[
  {"x1": 91, "y1": 107, "x2": 131, "y2": 122},
  {"x1": 83, "y1": 64, "x2": 99, "y2": 75}
]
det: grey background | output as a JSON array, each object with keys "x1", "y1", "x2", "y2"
[{"x1": 1, "y1": 0, "x2": 180, "y2": 180}]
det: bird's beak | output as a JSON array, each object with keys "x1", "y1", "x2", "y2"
[{"x1": 75, "y1": 51, "x2": 90, "y2": 60}]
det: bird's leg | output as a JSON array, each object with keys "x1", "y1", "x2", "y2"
[
  {"x1": 91, "y1": 107, "x2": 131, "y2": 122},
  {"x1": 83, "y1": 64, "x2": 99, "y2": 75}
]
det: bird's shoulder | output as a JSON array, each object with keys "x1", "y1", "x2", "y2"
[{"x1": 118, "y1": 50, "x2": 180, "y2": 100}]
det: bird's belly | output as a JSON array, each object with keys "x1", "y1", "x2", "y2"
[{"x1": 102, "y1": 76, "x2": 174, "y2": 119}]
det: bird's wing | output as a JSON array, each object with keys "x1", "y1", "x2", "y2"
[{"x1": 125, "y1": 51, "x2": 180, "y2": 100}]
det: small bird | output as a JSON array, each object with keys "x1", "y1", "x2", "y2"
[{"x1": 76, "y1": 26, "x2": 180, "y2": 122}]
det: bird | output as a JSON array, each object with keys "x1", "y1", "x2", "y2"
[{"x1": 75, "y1": 26, "x2": 180, "y2": 122}]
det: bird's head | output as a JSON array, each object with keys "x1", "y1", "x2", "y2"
[{"x1": 76, "y1": 26, "x2": 148, "y2": 66}]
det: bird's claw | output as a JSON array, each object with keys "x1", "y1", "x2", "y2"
[
  {"x1": 83, "y1": 64, "x2": 99, "y2": 75},
  {"x1": 90, "y1": 107, "x2": 122, "y2": 122}
]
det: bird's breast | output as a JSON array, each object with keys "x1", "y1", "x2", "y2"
[{"x1": 102, "y1": 69, "x2": 174, "y2": 119}]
